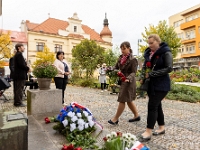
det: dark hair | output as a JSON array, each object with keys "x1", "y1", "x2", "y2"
[
  {"x1": 56, "y1": 51, "x2": 64, "y2": 59},
  {"x1": 15, "y1": 43, "x2": 24, "y2": 51},
  {"x1": 120, "y1": 41, "x2": 132, "y2": 54}
]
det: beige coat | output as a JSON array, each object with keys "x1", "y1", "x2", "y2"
[
  {"x1": 115, "y1": 54, "x2": 138, "y2": 102},
  {"x1": 53, "y1": 59, "x2": 68, "y2": 78}
]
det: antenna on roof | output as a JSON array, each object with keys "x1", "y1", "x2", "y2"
[{"x1": 48, "y1": 13, "x2": 50, "y2": 18}]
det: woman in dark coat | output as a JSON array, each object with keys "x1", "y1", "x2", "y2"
[
  {"x1": 139, "y1": 34, "x2": 173, "y2": 141},
  {"x1": 108, "y1": 41, "x2": 140, "y2": 125}
]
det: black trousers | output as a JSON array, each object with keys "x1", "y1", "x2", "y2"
[
  {"x1": 101, "y1": 83, "x2": 106, "y2": 90},
  {"x1": 54, "y1": 77, "x2": 67, "y2": 103},
  {"x1": 13, "y1": 80, "x2": 25, "y2": 105},
  {"x1": 147, "y1": 91, "x2": 168, "y2": 129}
]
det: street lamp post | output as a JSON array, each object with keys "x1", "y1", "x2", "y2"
[{"x1": 138, "y1": 39, "x2": 142, "y2": 56}]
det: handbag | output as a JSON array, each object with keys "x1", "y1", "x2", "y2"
[
  {"x1": 139, "y1": 78, "x2": 150, "y2": 91},
  {"x1": 117, "y1": 78, "x2": 122, "y2": 85}
]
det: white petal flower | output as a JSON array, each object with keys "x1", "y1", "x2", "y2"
[
  {"x1": 122, "y1": 133, "x2": 127, "y2": 140},
  {"x1": 70, "y1": 123, "x2": 76, "y2": 132},
  {"x1": 77, "y1": 119, "x2": 85, "y2": 126},
  {"x1": 125, "y1": 147, "x2": 129, "y2": 150},
  {"x1": 87, "y1": 115, "x2": 93, "y2": 121},
  {"x1": 89, "y1": 120, "x2": 95, "y2": 127},
  {"x1": 67, "y1": 111, "x2": 73, "y2": 117},
  {"x1": 130, "y1": 134, "x2": 137, "y2": 141},
  {"x1": 111, "y1": 132, "x2": 117, "y2": 137},
  {"x1": 71, "y1": 116, "x2": 78, "y2": 122},
  {"x1": 126, "y1": 133, "x2": 132, "y2": 139},
  {"x1": 76, "y1": 113, "x2": 82, "y2": 118},
  {"x1": 106, "y1": 134, "x2": 111, "y2": 139},
  {"x1": 85, "y1": 123, "x2": 89, "y2": 129},
  {"x1": 62, "y1": 119, "x2": 68, "y2": 127},
  {"x1": 78, "y1": 124, "x2": 84, "y2": 131},
  {"x1": 83, "y1": 111, "x2": 89, "y2": 117}
]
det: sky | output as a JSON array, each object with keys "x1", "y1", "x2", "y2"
[{"x1": 1, "y1": 0, "x2": 200, "y2": 55}]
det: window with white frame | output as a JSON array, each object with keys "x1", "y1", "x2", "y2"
[
  {"x1": 186, "y1": 45, "x2": 195, "y2": 53},
  {"x1": 185, "y1": 30, "x2": 195, "y2": 39},
  {"x1": 186, "y1": 14, "x2": 199, "y2": 22},
  {"x1": 74, "y1": 26, "x2": 77, "y2": 32},
  {"x1": 36, "y1": 42, "x2": 44, "y2": 51},
  {"x1": 55, "y1": 44, "x2": 62, "y2": 52},
  {"x1": 174, "y1": 20, "x2": 182, "y2": 28}
]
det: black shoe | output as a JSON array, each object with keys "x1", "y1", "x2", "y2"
[
  {"x1": 128, "y1": 116, "x2": 141, "y2": 122},
  {"x1": 153, "y1": 130, "x2": 165, "y2": 136},
  {"x1": 108, "y1": 119, "x2": 119, "y2": 125},
  {"x1": 139, "y1": 135, "x2": 151, "y2": 142},
  {"x1": 14, "y1": 103, "x2": 26, "y2": 107}
]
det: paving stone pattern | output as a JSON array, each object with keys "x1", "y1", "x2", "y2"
[{"x1": 1, "y1": 84, "x2": 200, "y2": 150}]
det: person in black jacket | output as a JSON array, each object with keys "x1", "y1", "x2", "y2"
[
  {"x1": 139, "y1": 34, "x2": 173, "y2": 142},
  {"x1": 9, "y1": 49, "x2": 17, "y2": 81},
  {"x1": 13, "y1": 43, "x2": 30, "y2": 107}
]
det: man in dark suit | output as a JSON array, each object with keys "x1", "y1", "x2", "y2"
[
  {"x1": 9, "y1": 49, "x2": 17, "y2": 81},
  {"x1": 13, "y1": 43, "x2": 30, "y2": 107}
]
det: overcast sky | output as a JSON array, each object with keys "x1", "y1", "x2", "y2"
[{"x1": 1, "y1": 0, "x2": 200, "y2": 55}]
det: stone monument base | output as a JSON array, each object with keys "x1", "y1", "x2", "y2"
[
  {"x1": 0, "y1": 111, "x2": 28, "y2": 150},
  {"x1": 27, "y1": 89, "x2": 62, "y2": 115}
]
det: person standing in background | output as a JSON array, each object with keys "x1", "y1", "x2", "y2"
[
  {"x1": 9, "y1": 49, "x2": 17, "y2": 81},
  {"x1": 99, "y1": 63, "x2": 107, "y2": 92},
  {"x1": 53, "y1": 51, "x2": 70, "y2": 104},
  {"x1": 13, "y1": 43, "x2": 30, "y2": 107}
]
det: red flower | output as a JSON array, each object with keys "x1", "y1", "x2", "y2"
[
  {"x1": 146, "y1": 62, "x2": 151, "y2": 68},
  {"x1": 74, "y1": 148, "x2": 82, "y2": 150},
  {"x1": 44, "y1": 117, "x2": 50, "y2": 124},
  {"x1": 117, "y1": 72, "x2": 126, "y2": 82},
  {"x1": 61, "y1": 144, "x2": 74, "y2": 150},
  {"x1": 117, "y1": 132, "x2": 122, "y2": 137},
  {"x1": 62, "y1": 145, "x2": 68, "y2": 150},
  {"x1": 103, "y1": 137, "x2": 108, "y2": 142}
]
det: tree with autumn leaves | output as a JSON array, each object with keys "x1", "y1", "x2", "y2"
[
  {"x1": 0, "y1": 31, "x2": 12, "y2": 68},
  {"x1": 139, "y1": 20, "x2": 181, "y2": 58},
  {"x1": 32, "y1": 45, "x2": 55, "y2": 68}
]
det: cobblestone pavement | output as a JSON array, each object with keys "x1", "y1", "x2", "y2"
[{"x1": 1, "y1": 84, "x2": 200, "y2": 150}]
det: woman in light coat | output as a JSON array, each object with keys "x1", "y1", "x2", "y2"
[
  {"x1": 99, "y1": 63, "x2": 107, "y2": 92},
  {"x1": 53, "y1": 51, "x2": 70, "y2": 104}
]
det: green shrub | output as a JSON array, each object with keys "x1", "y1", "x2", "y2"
[{"x1": 167, "y1": 82, "x2": 200, "y2": 103}]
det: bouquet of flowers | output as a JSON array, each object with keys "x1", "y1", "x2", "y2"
[
  {"x1": 117, "y1": 71, "x2": 126, "y2": 82},
  {"x1": 53, "y1": 102, "x2": 102, "y2": 149},
  {"x1": 101, "y1": 131, "x2": 149, "y2": 150},
  {"x1": 139, "y1": 61, "x2": 151, "y2": 82}
]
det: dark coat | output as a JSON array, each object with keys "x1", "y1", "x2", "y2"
[
  {"x1": 9, "y1": 57, "x2": 14, "y2": 79},
  {"x1": 115, "y1": 54, "x2": 138, "y2": 102},
  {"x1": 143, "y1": 42, "x2": 173, "y2": 94},
  {"x1": 13, "y1": 52, "x2": 29, "y2": 80}
]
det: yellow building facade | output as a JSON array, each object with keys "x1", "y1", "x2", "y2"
[
  {"x1": 21, "y1": 13, "x2": 113, "y2": 66},
  {"x1": 169, "y1": 4, "x2": 200, "y2": 68}
]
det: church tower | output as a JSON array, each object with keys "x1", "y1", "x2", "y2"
[{"x1": 100, "y1": 13, "x2": 112, "y2": 43}]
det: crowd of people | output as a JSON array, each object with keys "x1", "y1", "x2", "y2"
[{"x1": 9, "y1": 33, "x2": 173, "y2": 142}]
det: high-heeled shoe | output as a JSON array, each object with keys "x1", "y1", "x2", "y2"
[{"x1": 108, "y1": 119, "x2": 119, "y2": 125}]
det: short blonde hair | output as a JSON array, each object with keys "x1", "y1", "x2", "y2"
[{"x1": 148, "y1": 34, "x2": 161, "y2": 44}]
